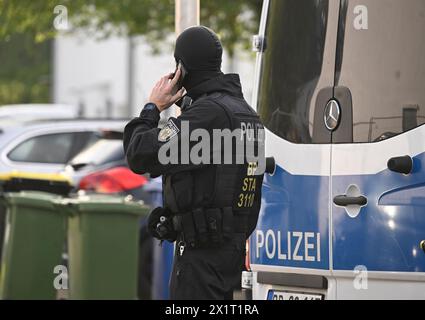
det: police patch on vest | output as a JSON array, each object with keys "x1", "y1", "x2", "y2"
[{"x1": 158, "y1": 119, "x2": 180, "y2": 142}]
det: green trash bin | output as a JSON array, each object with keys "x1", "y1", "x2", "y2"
[
  {"x1": 0, "y1": 172, "x2": 72, "y2": 269},
  {"x1": 0, "y1": 191, "x2": 66, "y2": 300},
  {"x1": 56, "y1": 195, "x2": 149, "y2": 300}
]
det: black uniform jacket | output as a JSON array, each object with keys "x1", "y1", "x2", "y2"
[{"x1": 123, "y1": 74, "x2": 245, "y2": 177}]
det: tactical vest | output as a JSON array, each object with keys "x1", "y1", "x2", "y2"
[{"x1": 163, "y1": 92, "x2": 264, "y2": 248}]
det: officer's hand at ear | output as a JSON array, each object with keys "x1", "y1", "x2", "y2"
[{"x1": 149, "y1": 67, "x2": 185, "y2": 112}]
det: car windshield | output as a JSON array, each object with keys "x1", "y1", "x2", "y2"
[{"x1": 69, "y1": 139, "x2": 124, "y2": 166}]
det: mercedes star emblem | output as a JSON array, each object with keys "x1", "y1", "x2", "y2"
[{"x1": 324, "y1": 99, "x2": 341, "y2": 131}]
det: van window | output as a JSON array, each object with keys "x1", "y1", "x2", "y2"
[
  {"x1": 257, "y1": 0, "x2": 329, "y2": 144},
  {"x1": 336, "y1": 0, "x2": 425, "y2": 143}
]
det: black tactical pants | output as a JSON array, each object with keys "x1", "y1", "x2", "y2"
[{"x1": 169, "y1": 233, "x2": 246, "y2": 300}]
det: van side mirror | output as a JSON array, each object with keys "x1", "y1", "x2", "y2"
[
  {"x1": 387, "y1": 155, "x2": 413, "y2": 175},
  {"x1": 265, "y1": 157, "x2": 275, "y2": 175},
  {"x1": 252, "y1": 35, "x2": 266, "y2": 52}
]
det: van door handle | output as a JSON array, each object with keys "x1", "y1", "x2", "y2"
[{"x1": 333, "y1": 195, "x2": 367, "y2": 207}]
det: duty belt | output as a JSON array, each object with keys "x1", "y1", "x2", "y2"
[{"x1": 172, "y1": 207, "x2": 248, "y2": 248}]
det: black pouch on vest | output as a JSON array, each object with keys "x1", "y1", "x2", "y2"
[
  {"x1": 221, "y1": 207, "x2": 234, "y2": 239},
  {"x1": 181, "y1": 212, "x2": 197, "y2": 248},
  {"x1": 204, "y1": 208, "x2": 223, "y2": 247},
  {"x1": 165, "y1": 172, "x2": 193, "y2": 213},
  {"x1": 192, "y1": 208, "x2": 208, "y2": 246}
]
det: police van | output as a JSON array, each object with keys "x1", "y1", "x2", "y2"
[{"x1": 247, "y1": 0, "x2": 425, "y2": 299}]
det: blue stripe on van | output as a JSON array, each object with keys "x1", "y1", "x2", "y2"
[
  {"x1": 250, "y1": 165, "x2": 330, "y2": 270},
  {"x1": 251, "y1": 151, "x2": 425, "y2": 272}
]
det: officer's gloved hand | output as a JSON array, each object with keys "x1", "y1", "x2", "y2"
[{"x1": 148, "y1": 207, "x2": 177, "y2": 242}]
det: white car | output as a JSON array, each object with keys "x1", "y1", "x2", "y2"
[
  {"x1": 0, "y1": 104, "x2": 79, "y2": 128},
  {"x1": 0, "y1": 119, "x2": 127, "y2": 175}
]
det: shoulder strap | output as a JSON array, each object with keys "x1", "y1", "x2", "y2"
[{"x1": 204, "y1": 93, "x2": 237, "y2": 130}]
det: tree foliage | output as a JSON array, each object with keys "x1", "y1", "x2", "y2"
[
  {"x1": 0, "y1": 0, "x2": 262, "y2": 104},
  {"x1": 0, "y1": 0, "x2": 262, "y2": 54},
  {"x1": 0, "y1": 34, "x2": 51, "y2": 104}
]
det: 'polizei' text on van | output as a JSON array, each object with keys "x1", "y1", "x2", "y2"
[{"x1": 255, "y1": 230, "x2": 321, "y2": 262}]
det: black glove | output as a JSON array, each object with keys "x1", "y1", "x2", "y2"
[{"x1": 148, "y1": 207, "x2": 177, "y2": 242}]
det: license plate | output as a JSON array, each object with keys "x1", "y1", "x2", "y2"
[{"x1": 267, "y1": 290, "x2": 323, "y2": 300}]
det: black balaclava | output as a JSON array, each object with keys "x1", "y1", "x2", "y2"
[{"x1": 174, "y1": 26, "x2": 224, "y2": 91}]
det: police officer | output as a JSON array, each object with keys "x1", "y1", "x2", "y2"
[{"x1": 124, "y1": 26, "x2": 264, "y2": 300}]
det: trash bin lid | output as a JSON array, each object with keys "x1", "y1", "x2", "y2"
[
  {"x1": 0, "y1": 171, "x2": 71, "y2": 183},
  {"x1": 2, "y1": 191, "x2": 63, "y2": 211},
  {"x1": 0, "y1": 171, "x2": 72, "y2": 196},
  {"x1": 54, "y1": 195, "x2": 149, "y2": 216}
]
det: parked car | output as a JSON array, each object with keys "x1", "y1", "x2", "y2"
[
  {"x1": 0, "y1": 119, "x2": 127, "y2": 174},
  {"x1": 63, "y1": 134, "x2": 150, "y2": 201},
  {"x1": 0, "y1": 104, "x2": 78, "y2": 129}
]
